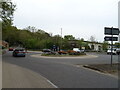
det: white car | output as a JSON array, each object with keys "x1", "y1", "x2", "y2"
[
  {"x1": 73, "y1": 48, "x2": 81, "y2": 52},
  {"x1": 116, "y1": 48, "x2": 120, "y2": 55},
  {"x1": 107, "y1": 48, "x2": 117, "y2": 55},
  {"x1": 73, "y1": 48, "x2": 85, "y2": 53}
]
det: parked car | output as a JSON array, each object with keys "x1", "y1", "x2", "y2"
[
  {"x1": 79, "y1": 49, "x2": 85, "y2": 53},
  {"x1": 116, "y1": 48, "x2": 120, "y2": 55},
  {"x1": 13, "y1": 49, "x2": 26, "y2": 57},
  {"x1": 107, "y1": 48, "x2": 117, "y2": 55},
  {"x1": 73, "y1": 48, "x2": 85, "y2": 53},
  {"x1": 42, "y1": 49, "x2": 51, "y2": 52},
  {"x1": 58, "y1": 50, "x2": 68, "y2": 54},
  {"x1": 9, "y1": 48, "x2": 14, "y2": 51},
  {"x1": 73, "y1": 48, "x2": 81, "y2": 52},
  {"x1": 67, "y1": 50, "x2": 81, "y2": 55},
  {"x1": 42, "y1": 49, "x2": 56, "y2": 55}
]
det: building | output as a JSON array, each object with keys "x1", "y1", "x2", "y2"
[
  {"x1": 68, "y1": 40, "x2": 102, "y2": 51},
  {"x1": 85, "y1": 41, "x2": 102, "y2": 51}
]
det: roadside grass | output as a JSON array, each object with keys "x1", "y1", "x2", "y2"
[{"x1": 80, "y1": 63, "x2": 119, "y2": 76}]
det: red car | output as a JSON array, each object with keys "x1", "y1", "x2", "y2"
[{"x1": 9, "y1": 48, "x2": 14, "y2": 51}]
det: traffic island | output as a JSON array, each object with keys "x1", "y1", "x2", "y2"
[
  {"x1": 41, "y1": 53, "x2": 86, "y2": 57},
  {"x1": 31, "y1": 53, "x2": 98, "y2": 59},
  {"x1": 82, "y1": 63, "x2": 119, "y2": 76}
]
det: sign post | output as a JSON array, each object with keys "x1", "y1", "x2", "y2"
[
  {"x1": 111, "y1": 27, "x2": 113, "y2": 67},
  {"x1": 104, "y1": 27, "x2": 119, "y2": 67}
]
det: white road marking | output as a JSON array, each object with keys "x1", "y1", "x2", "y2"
[
  {"x1": 47, "y1": 80, "x2": 58, "y2": 88},
  {"x1": 38, "y1": 73, "x2": 58, "y2": 88}
]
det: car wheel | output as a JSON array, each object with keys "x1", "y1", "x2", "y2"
[
  {"x1": 13, "y1": 54, "x2": 15, "y2": 57},
  {"x1": 13, "y1": 55, "x2": 16, "y2": 57},
  {"x1": 23, "y1": 55, "x2": 25, "y2": 57}
]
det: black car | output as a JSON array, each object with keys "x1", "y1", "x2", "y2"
[{"x1": 13, "y1": 49, "x2": 26, "y2": 57}]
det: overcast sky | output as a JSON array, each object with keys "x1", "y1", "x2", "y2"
[{"x1": 12, "y1": 0, "x2": 119, "y2": 42}]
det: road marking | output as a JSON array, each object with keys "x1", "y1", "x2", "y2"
[
  {"x1": 38, "y1": 73, "x2": 58, "y2": 88},
  {"x1": 47, "y1": 80, "x2": 58, "y2": 88}
]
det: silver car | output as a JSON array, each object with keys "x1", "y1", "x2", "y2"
[{"x1": 13, "y1": 49, "x2": 26, "y2": 57}]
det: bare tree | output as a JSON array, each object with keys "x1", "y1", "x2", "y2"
[
  {"x1": 89, "y1": 35, "x2": 96, "y2": 50},
  {"x1": 25, "y1": 26, "x2": 37, "y2": 32},
  {"x1": 90, "y1": 35, "x2": 95, "y2": 42}
]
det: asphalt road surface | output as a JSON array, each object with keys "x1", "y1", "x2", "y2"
[{"x1": 2, "y1": 51, "x2": 119, "y2": 88}]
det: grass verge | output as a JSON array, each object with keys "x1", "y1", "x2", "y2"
[{"x1": 81, "y1": 63, "x2": 119, "y2": 76}]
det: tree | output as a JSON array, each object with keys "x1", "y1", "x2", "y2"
[
  {"x1": 114, "y1": 42, "x2": 120, "y2": 48},
  {"x1": 89, "y1": 35, "x2": 96, "y2": 50},
  {"x1": 90, "y1": 35, "x2": 95, "y2": 42},
  {"x1": 1, "y1": 0, "x2": 16, "y2": 42},
  {"x1": 62, "y1": 39, "x2": 71, "y2": 50},
  {"x1": 52, "y1": 35, "x2": 61, "y2": 46},
  {"x1": 0, "y1": 21, "x2": 2, "y2": 37},
  {"x1": 84, "y1": 42, "x2": 90, "y2": 50},
  {"x1": 0, "y1": 0, "x2": 16, "y2": 26},
  {"x1": 80, "y1": 38, "x2": 84, "y2": 41},
  {"x1": 25, "y1": 26, "x2": 37, "y2": 32},
  {"x1": 64, "y1": 35, "x2": 75, "y2": 40},
  {"x1": 3, "y1": 26, "x2": 18, "y2": 45},
  {"x1": 37, "y1": 29, "x2": 46, "y2": 34},
  {"x1": 77, "y1": 38, "x2": 85, "y2": 49},
  {"x1": 102, "y1": 41, "x2": 109, "y2": 51}
]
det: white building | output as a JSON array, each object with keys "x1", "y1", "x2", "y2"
[
  {"x1": 88, "y1": 42, "x2": 102, "y2": 51},
  {"x1": 69, "y1": 40, "x2": 103, "y2": 51}
]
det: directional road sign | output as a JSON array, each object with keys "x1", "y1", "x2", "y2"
[
  {"x1": 104, "y1": 36, "x2": 118, "y2": 41},
  {"x1": 104, "y1": 27, "x2": 119, "y2": 35}
]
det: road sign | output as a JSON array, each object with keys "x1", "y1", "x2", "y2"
[
  {"x1": 104, "y1": 27, "x2": 119, "y2": 67},
  {"x1": 104, "y1": 36, "x2": 118, "y2": 41},
  {"x1": 104, "y1": 27, "x2": 119, "y2": 35}
]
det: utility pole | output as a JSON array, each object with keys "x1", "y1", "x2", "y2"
[{"x1": 60, "y1": 28, "x2": 62, "y2": 50}]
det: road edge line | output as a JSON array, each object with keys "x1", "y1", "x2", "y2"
[{"x1": 46, "y1": 80, "x2": 58, "y2": 88}]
